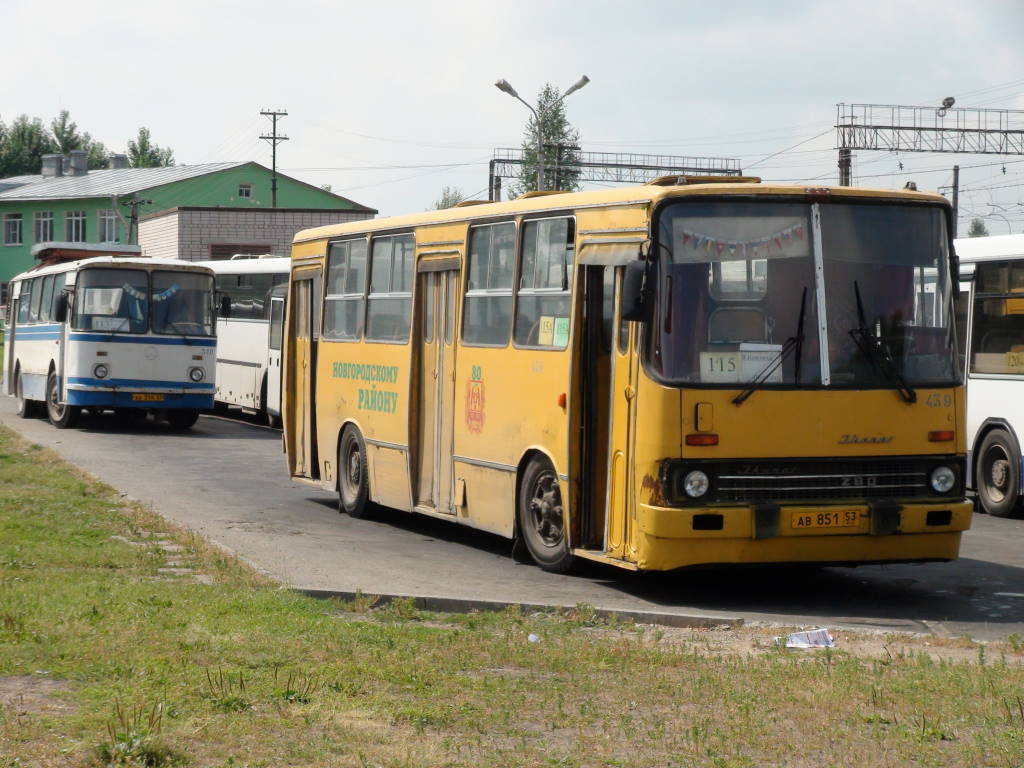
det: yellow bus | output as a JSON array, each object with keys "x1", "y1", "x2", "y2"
[{"x1": 283, "y1": 177, "x2": 971, "y2": 573}]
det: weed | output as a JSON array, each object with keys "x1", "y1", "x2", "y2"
[
  {"x1": 1007, "y1": 633, "x2": 1023, "y2": 652},
  {"x1": 377, "y1": 596, "x2": 422, "y2": 622},
  {"x1": 272, "y1": 669, "x2": 320, "y2": 704},
  {"x1": 94, "y1": 700, "x2": 186, "y2": 767},
  {"x1": 204, "y1": 668, "x2": 251, "y2": 713}
]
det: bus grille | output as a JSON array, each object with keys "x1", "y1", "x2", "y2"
[{"x1": 665, "y1": 457, "x2": 962, "y2": 505}]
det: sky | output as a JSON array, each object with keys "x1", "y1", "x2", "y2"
[{"x1": 3, "y1": 0, "x2": 1024, "y2": 233}]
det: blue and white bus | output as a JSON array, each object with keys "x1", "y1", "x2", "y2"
[{"x1": 3, "y1": 245, "x2": 216, "y2": 430}]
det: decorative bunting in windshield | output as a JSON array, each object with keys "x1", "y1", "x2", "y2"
[
  {"x1": 122, "y1": 283, "x2": 181, "y2": 302},
  {"x1": 680, "y1": 223, "x2": 804, "y2": 258}
]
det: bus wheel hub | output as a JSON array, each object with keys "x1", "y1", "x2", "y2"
[
  {"x1": 529, "y1": 476, "x2": 563, "y2": 546},
  {"x1": 991, "y1": 459, "x2": 1009, "y2": 490}
]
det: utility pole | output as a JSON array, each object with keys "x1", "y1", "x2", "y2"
[
  {"x1": 259, "y1": 109, "x2": 289, "y2": 208},
  {"x1": 837, "y1": 148, "x2": 852, "y2": 186},
  {"x1": 952, "y1": 165, "x2": 960, "y2": 237},
  {"x1": 119, "y1": 197, "x2": 152, "y2": 244}
]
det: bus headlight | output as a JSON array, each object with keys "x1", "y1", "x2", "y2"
[
  {"x1": 683, "y1": 470, "x2": 710, "y2": 499},
  {"x1": 930, "y1": 465, "x2": 956, "y2": 493},
  {"x1": 93, "y1": 363, "x2": 109, "y2": 379},
  {"x1": 188, "y1": 367, "x2": 205, "y2": 382}
]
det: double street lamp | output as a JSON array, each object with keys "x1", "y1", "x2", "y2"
[{"x1": 494, "y1": 75, "x2": 590, "y2": 191}]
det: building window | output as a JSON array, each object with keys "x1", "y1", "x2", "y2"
[
  {"x1": 34, "y1": 211, "x2": 54, "y2": 243},
  {"x1": 3, "y1": 214, "x2": 23, "y2": 245},
  {"x1": 65, "y1": 211, "x2": 86, "y2": 242},
  {"x1": 98, "y1": 210, "x2": 119, "y2": 242},
  {"x1": 238, "y1": 183, "x2": 252, "y2": 199}
]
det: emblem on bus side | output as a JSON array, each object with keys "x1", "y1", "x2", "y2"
[{"x1": 466, "y1": 365, "x2": 485, "y2": 433}]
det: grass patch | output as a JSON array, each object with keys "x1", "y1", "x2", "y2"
[{"x1": 1, "y1": 424, "x2": 1023, "y2": 766}]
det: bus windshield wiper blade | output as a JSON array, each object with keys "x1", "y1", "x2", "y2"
[
  {"x1": 733, "y1": 286, "x2": 807, "y2": 405},
  {"x1": 848, "y1": 281, "x2": 917, "y2": 403}
]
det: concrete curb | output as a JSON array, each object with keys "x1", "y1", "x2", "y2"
[{"x1": 298, "y1": 588, "x2": 744, "y2": 629}]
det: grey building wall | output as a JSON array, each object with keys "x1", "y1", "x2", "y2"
[{"x1": 139, "y1": 207, "x2": 374, "y2": 261}]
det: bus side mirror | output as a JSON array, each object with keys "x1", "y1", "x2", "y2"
[
  {"x1": 620, "y1": 260, "x2": 649, "y2": 322},
  {"x1": 54, "y1": 292, "x2": 69, "y2": 323}
]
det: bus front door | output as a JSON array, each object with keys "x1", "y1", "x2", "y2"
[
  {"x1": 605, "y1": 267, "x2": 637, "y2": 559},
  {"x1": 415, "y1": 268, "x2": 457, "y2": 513},
  {"x1": 266, "y1": 294, "x2": 285, "y2": 424}
]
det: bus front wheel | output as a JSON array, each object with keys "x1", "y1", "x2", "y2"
[
  {"x1": 46, "y1": 372, "x2": 79, "y2": 429},
  {"x1": 977, "y1": 429, "x2": 1023, "y2": 518},
  {"x1": 517, "y1": 457, "x2": 575, "y2": 573},
  {"x1": 166, "y1": 409, "x2": 200, "y2": 430},
  {"x1": 338, "y1": 426, "x2": 371, "y2": 518},
  {"x1": 15, "y1": 371, "x2": 38, "y2": 419}
]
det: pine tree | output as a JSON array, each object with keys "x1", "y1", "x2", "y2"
[
  {"x1": 967, "y1": 218, "x2": 989, "y2": 238},
  {"x1": 509, "y1": 84, "x2": 582, "y2": 198}
]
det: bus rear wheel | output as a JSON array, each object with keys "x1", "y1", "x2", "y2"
[
  {"x1": 517, "y1": 457, "x2": 574, "y2": 573},
  {"x1": 977, "y1": 429, "x2": 1023, "y2": 518},
  {"x1": 338, "y1": 425, "x2": 371, "y2": 518},
  {"x1": 15, "y1": 371, "x2": 38, "y2": 419},
  {"x1": 46, "y1": 372, "x2": 79, "y2": 429},
  {"x1": 165, "y1": 409, "x2": 200, "y2": 430}
]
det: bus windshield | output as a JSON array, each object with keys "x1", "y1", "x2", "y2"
[
  {"x1": 74, "y1": 268, "x2": 149, "y2": 334},
  {"x1": 650, "y1": 200, "x2": 958, "y2": 389},
  {"x1": 152, "y1": 271, "x2": 215, "y2": 336}
]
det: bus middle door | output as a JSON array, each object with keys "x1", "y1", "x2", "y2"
[{"x1": 415, "y1": 267, "x2": 458, "y2": 513}]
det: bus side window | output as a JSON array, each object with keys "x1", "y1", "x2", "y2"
[
  {"x1": 324, "y1": 239, "x2": 367, "y2": 341},
  {"x1": 463, "y1": 222, "x2": 515, "y2": 346},
  {"x1": 39, "y1": 276, "x2": 55, "y2": 323},
  {"x1": 514, "y1": 217, "x2": 573, "y2": 349},
  {"x1": 366, "y1": 234, "x2": 414, "y2": 343},
  {"x1": 17, "y1": 280, "x2": 31, "y2": 324},
  {"x1": 28, "y1": 278, "x2": 43, "y2": 323}
]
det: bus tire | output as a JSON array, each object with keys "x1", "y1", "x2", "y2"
[
  {"x1": 517, "y1": 456, "x2": 575, "y2": 573},
  {"x1": 15, "y1": 370, "x2": 38, "y2": 419},
  {"x1": 338, "y1": 425, "x2": 371, "y2": 518},
  {"x1": 46, "y1": 371, "x2": 80, "y2": 429},
  {"x1": 166, "y1": 409, "x2": 200, "y2": 430},
  {"x1": 267, "y1": 412, "x2": 282, "y2": 429},
  {"x1": 976, "y1": 429, "x2": 1023, "y2": 518}
]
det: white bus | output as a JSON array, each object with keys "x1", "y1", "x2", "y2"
[
  {"x1": 954, "y1": 233, "x2": 1024, "y2": 517},
  {"x1": 196, "y1": 256, "x2": 289, "y2": 426},
  {"x1": 4, "y1": 246, "x2": 216, "y2": 430}
]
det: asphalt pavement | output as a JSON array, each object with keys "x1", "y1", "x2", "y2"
[{"x1": 2, "y1": 397, "x2": 1022, "y2": 640}]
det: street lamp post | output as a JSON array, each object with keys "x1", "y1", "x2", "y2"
[{"x1": 495, "y1": 75, "x2": 590, "y2": 191}]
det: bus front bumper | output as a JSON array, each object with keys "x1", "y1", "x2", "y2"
[{"x1": 634, "y1": 499, "x2": 973, "y2": 571}]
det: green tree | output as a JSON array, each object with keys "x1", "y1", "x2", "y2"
[
  {"x1": 430, "y1": 185, "x2": 466, "y2": 210},
  {"x1": 0, "y1": 114, "x2": 57, "y2": 176},
  {"x1": 967, "y1": 218, "x2": 990, "y2": 238},
  {"x1": 509, "y1": 84, "x2": 582, "y2": 198},
  {"x1": 127, "y1": 127, "x2": 175, "y2": 168},
  {"x1": 50, "y1": 110, "x2": 109, "y2": 169}
]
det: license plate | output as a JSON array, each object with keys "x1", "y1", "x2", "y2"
[
  {"x1": 791, "y1": 508, "x2": 860, "y2": 530},
  {"x1": 131, "y1": 394, "x2": 164, "y2": 402}
]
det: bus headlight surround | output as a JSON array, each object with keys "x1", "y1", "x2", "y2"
[
  {"x1": 93, "y1": 363, "x2": 109, "y2": 379},
  {"x1": 683, "y1": 470, "x2": 710, "y2": 499},
  {"x1": 930, "y1": 465, "x2": 956, "y2": 493},
  {"x1": 188, "y1": 367, "x2": 205, "y2": 383}
]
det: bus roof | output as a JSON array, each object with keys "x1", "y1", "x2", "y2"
[
  {"x1": 953, "y1": 234, "x2": 1024, "y2": 264},
  {"x1": 192, "y1": 257, "x2": 291, "y2": 275},
  {"x1": 291, "y1": 180, "x2": 951, "y2": 249},
  {"x1": 10, "y1": 256, "x2": 214, "y2": 283}
]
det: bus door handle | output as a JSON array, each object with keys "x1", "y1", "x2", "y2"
[{"x1": 624, "y1": 386, "x2": 635, "y2": 400}]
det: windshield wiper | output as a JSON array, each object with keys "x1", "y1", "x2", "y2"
[
  {"x1": 733, "y1": 286, "x2": 807, "y2": 405},
  {"x1": 848, "y1": 280, "x2": 917, "y2": 403}
]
